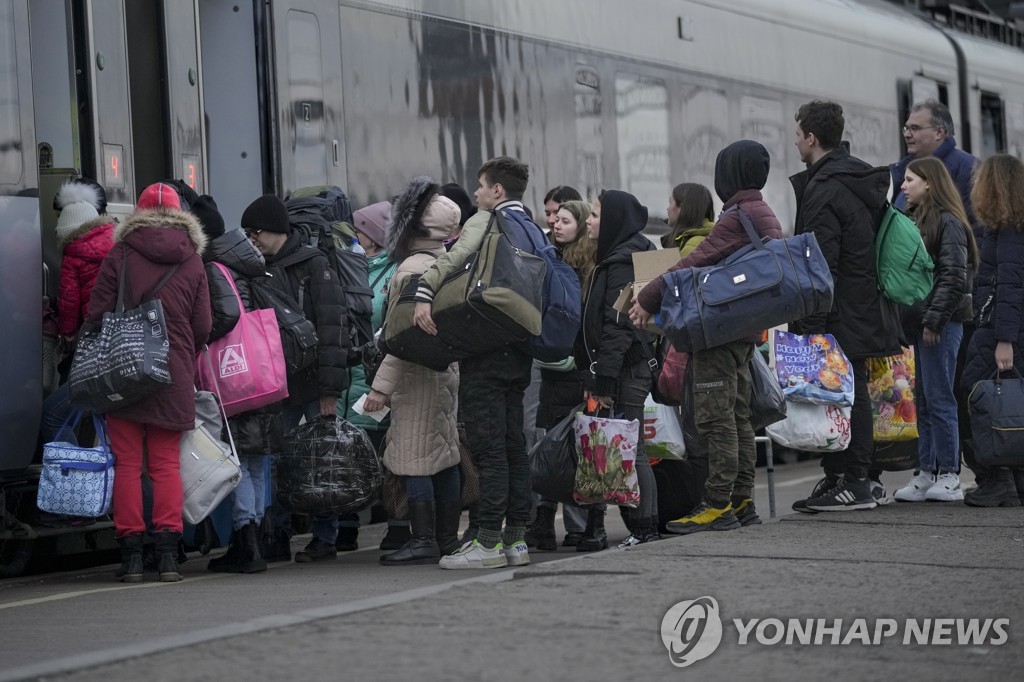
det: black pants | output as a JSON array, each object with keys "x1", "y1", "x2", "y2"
[
  {"x1": 822, "y1": 358, "x2": 872, "y2": 481},
  {"x1": 459, "y1": 345, "x2": 533, "y2": 533}
]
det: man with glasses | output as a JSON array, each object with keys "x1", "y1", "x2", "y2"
[{"x1": 890, "y1": 99, "x2": 978, "y2": 221}]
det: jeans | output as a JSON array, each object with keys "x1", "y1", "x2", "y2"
[
  {"x1": 915, "y1": 322, "x2": 963, "y2": 473},
  {"x1": 41, "y1": 383, "x2": 74, "y2": 444},
  {"x1": 107, "y1": 416, "x2": 183, "y2": 537},
  {"x1": 616, "y1": 361, "x2": 657, "y2": 523},
  {"x1": 232, "y1": 455, "x2": 269, "y2": 530},
  {"x1": 691, "y1": 341, "x2": 756, "y2": 503},
  {"x1": 821, "y1": 358, "x2": 873, "y2": 481},
  {"x1": 271, "y1": 400, "x2": 320, "y2": 537},
  {"x1": 405, "y1": 465, "x2": 460, "y2": 503},
  {"x1": 460, "y1": 345, "x2": 533, "y2": 533}
]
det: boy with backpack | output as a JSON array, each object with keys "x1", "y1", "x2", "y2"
[{"x1": 242, "y1": 194, "x2": 350, "y2": 561}]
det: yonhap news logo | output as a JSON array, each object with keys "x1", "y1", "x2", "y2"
[
  {"x1": 660, "y1": 596, "x2": 724, "y2": 667},
  {"x1": 661, "y1": 596, "x2": 1009, "y2": 667}
]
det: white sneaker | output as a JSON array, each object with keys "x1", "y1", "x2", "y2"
[
  {"x1": 502, "y1": 540, "x2": 530, "y2": 566},
  {"x1": 438, "y1": 540, "x2": 508, "y2": 570},
  {"x1": 870, "y1": 480, "x2": 892, "y2": 505},
  {"x1": 894, "y1": 471, "x2": 936, "y2": 502},
  {"x1": 926, "y1": 472, "x2": 964, "y2": 501}
]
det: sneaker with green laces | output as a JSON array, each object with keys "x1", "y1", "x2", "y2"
[
  {"x1": 665, "y1": 501, "x2": 742, "y2": 535},
  {"x1": 438, "y1": 540, "x2": 508, "y2": 570}
]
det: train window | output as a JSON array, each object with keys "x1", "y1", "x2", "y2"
[
  {"x1": 574, "y1": 66, "x2": 603, "y2": 201},
  {"x1": 615, "y1": 73, "x2": 669, "y2": 218},
  {"x1": 980, "y1": 93, "x2": 1006, "y2": 156},
  {"x1": 287, "y1": 10, "x2": 327, "y2": 189},
  {"x1": 0, "y1": 0, "x2": 23, "y2": 184}
]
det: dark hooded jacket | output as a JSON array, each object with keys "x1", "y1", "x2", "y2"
[
  {"x1": 637, "y1": 140, "x2": 783, "y2": 314},
  {"x1": 964, "y1": 225, "x2": 1024, "y2": 388},
  {"x1": 903, "y1": 211, "x2": 974, "y2": 336},
  {"x1": 204, "y1": 230, "x2": 283, "y2": 455},
  {"x1": 789, "y1": 147, "x2": 901, "y2": 359},
  {"x1": 262, "y1": 230, "x2": 349, "y2": 405},
  {"x1": 578, "y1": 190, "x2": 656, "y2": 397},
  {"x1": 203, "y1": 231, "x2": 252, "y2": 342},
  {"x1": 891, "y1": 137, "x2": 979, "y2": 231},
  {"x1": 86, "y1": 208, "x2": 212, "y2": 432}
]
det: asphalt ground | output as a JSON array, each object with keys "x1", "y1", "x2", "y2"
[{"x1": 2, "y1": 461, "x2": 1018, "y2": 682}]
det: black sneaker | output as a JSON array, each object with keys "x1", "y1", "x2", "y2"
[
  {"x1": 335, "y1": 527, "x2": 359, "y2": 552},
  {"x1": 295, "y1": 537, "x2": 338, "y2": 562},
  {"x1": 792, "y1": 475, "x2": 841, "y2": 514},
  {"x1": 805, "y1": 478, "x2": 877, "y2": 512},
  {"x1": 731, "y1": 498, "x2": 763, "y2": 526}
]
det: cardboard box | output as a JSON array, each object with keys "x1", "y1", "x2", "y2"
[{"x1": 612, "y1": 249, "x2": 682, "y2": 335}]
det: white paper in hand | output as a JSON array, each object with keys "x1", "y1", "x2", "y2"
[{"x1": 352, "y1": 393, "x2": 390, "y2": 422}]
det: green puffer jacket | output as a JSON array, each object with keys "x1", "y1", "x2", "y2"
[{"x1": 338, "y1": 250, "x2": 396, "y2": 431}]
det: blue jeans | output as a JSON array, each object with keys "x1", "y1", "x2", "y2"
[
  {"x1": 41, "y1": 383, "x2": 74, "y2": 443},
  {"x1": 232, "y1": 455, "x2": 269, "y2": 530},
  {"x1": 405, "y1": 465, "x2": 460, "y2": 503},
  {"x1": 915, "y1": 322, "x2": 964, "y2": 473}
]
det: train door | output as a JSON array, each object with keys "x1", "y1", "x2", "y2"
[
  {"x1": 124, "y1": 1, "x2": 206, "y2": 197},
  {"x1": 196, "y1": 0, "x2": 265, "y2": 228},
  {"x1": 268, "y1": 0, "x2": 347, "y2": 197},
  {"x1": 1, "y1": 0, "x2": 43, "y2": 474}
]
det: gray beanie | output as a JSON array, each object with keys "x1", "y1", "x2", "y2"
[{"x1": 55, "y1": 200, "x2": 100, "y2": 244}]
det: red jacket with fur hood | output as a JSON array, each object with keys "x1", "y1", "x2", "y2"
[
  {"x1": 86, "y1": 207, "x2": 212, "y2": 431},
  {"x1": 58, "y1": 217, "x2": 115, "y2": 337}
]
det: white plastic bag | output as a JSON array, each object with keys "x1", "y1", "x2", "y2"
[
  {"x1": 766, "y1": 401, "x2": 851, "y2": 452},
  {"x1": 643, "y1": 394, "x2": 685, "y2": 460}
]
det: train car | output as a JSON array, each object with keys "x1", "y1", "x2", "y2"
[{"x1": 2, "y1": 0, "x2": 1023, "y2": 575}]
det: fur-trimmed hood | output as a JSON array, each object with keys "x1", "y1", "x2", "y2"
[
  {"x1": 59, "y1": 215, "x2": 115, "y2": 252},
  {"x1": 386, "y1": 176, "x2": 438, "y2": 260},
  {"x1": 115, "y1": 208, "x2": 208, "y2": 265}
]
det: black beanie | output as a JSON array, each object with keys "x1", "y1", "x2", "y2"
[
  {"x1": 241, "y1": 194, "x2": 290, "y2": 234},
  {"x1": 439, "y1": 183, "x2": 477, "y2": 226},
  {"x1": 192, "y1": 194, "x2": 225, "y2": 240}
]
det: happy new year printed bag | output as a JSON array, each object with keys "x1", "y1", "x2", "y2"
[
  {"x1": 69, "y1": 250, "x2": 178, "y2": 413},
  {"x1": 37, "y1": 411, "x2": 115, "y2": 517},
  {"x1": 573, "y1": 407, "x2": 640, "y2": 507},
  {"x1": 196, "y1": 262, "x2": 289, "y2": 417}
]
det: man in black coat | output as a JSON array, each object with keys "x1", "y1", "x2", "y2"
[{"x1": 789, "y1": 100, "x2": 902, "y2": 512}]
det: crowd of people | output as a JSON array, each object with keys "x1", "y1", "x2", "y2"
[{"x1": 44, "y1": 97, "x2": 1024, "y2": 582}]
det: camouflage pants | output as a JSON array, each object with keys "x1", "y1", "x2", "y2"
[{"x1": 691, "y1": 340, "x2": 756, "y2": 504}]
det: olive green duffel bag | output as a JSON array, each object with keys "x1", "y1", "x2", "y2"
[{"x1": 382, "y1": 215, "x2": 545, "y2": 369}]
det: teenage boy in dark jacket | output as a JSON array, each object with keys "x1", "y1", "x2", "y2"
[
  {"x1": 242, "y1": 194, "x2": 349, "y2": 562},
  {"x1": 789, "y1": 100, "x2": 901, "y2": 511},
  {"x1": 631, "y1": 140, "x2": 783, "y2": 532}
]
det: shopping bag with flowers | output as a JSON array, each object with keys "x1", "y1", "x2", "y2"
[{"x1": 573, "y1": 410, "x2": 640, "y2": 507}]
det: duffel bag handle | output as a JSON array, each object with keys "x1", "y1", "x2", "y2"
[
  {"x1": 200, "y1": 345, "x2": 239, "y2": 458},
  {"x1": 990, "y1": 367, "x2": 1024, "y2": 383}
]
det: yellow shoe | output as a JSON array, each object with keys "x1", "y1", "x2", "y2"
[{"x1": 665, "y1": 501, "x2": 742, "y2": 535}]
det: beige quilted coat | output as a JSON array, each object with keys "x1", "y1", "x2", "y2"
[{"x1": 371, "y1": 239, "x2": 460, "y2": 476}]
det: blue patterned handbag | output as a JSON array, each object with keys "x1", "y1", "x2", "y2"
[{"x1": 36, "y1": 411, "x2": 115, "y2": 517}]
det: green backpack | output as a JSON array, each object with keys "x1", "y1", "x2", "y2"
[{"x1": 875, "y1": 204, "x2": 935, "y2": 305}]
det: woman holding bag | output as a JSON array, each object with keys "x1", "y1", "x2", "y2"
[
  {"x1": 364, "y1": 178, "x2": 463, "y2": 565},
  {"x1": 196, "y1": 203, "x2": 281, "y2": 574},
  {"x1": 578, "y1": 190, "x2": 660, "y2": 547},
  {"x1": 85, "y1": 183, "x2": 211, "y2": 583},
  {"x1": 893, "y1": 158, "x2": 979, "y2": 503},
  {"x1": 531, "y1": 199, "x2": 604, "y2": 551},
  {"x1": 962, "y1": 154, "x2": 1024, "y2": 506}
]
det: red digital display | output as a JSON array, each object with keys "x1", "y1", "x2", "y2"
[
  {"x1": 102, "y1": 144, "x2": 125, "y2": 189},
  {"x1": 182, "y1": 154, "x2": 201, "y2": 192}
]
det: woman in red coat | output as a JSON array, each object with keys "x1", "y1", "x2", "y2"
[{"x1": 86, "y1": 182, "x2": 212, "y2": 583}]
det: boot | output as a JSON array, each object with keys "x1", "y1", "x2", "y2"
[
  {"x1": 154, "y1": 530, "x2": 183, "y2": 582},
  {"x1": 965, "y1": 468, "x2": 1022, "y2": 507},
  {"x1": 239, "y1": 521, "x2": 267, "y2": 573},
  {"x1": 206, "y1": 530, "x2": 244, "y2": 573},
  {"x1": 261, "y1": 526, "x2": 292, "y2": 563},
  {"x1": 524, "y1": 505, "x2": 557, "y2": 551},
  {"x1": 116, "y1": 533, "x2": 144, "y2": 583},
  {"x1": 379, "y1": 523, "x2": 412, "y2": 551},
  {"x1": 380, "y1": 500, "x2": 440, "y2": 566},
  {"x1": 435, "y1": 499, "x2": 463, "y2": 556},
  {"x1": 576, "y1": 506, "x2": 608, "y2": 552}
]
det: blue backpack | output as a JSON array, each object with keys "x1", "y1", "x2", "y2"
[{"x1": 495, "y1": 207, "x2": 582, "y2": 362}]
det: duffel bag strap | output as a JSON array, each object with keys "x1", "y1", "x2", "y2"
[
  {"x1": 200, "y1": 345, "x2": 239, "y2": 459},
  {"x1": 734, "y1": 208, "x2": 766, "y2": 251}
]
